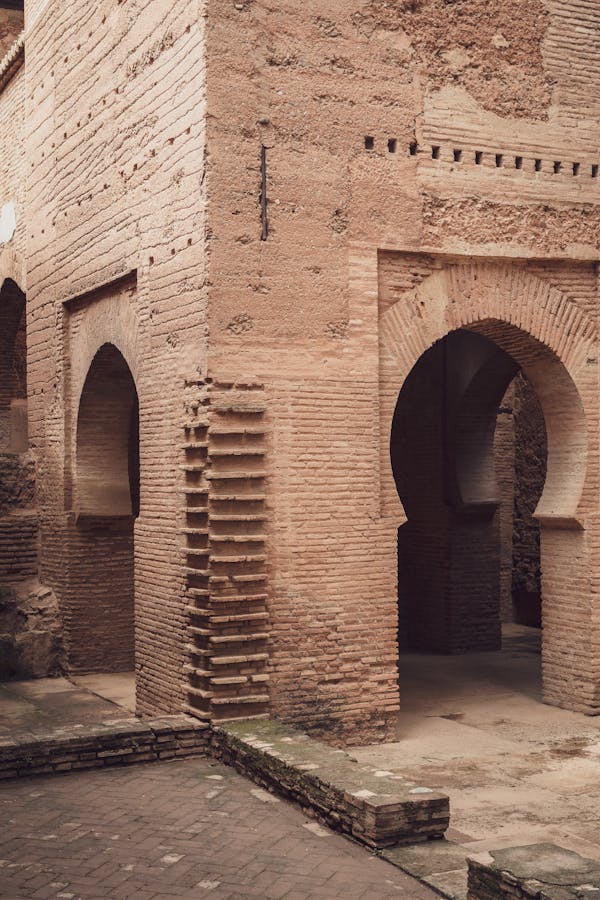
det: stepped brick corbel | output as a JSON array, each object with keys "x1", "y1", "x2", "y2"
[{"x1": 182, "y1": 378, "x2": 270, "y2": 723}]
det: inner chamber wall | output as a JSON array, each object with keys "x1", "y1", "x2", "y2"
[
  {"x1": 393, "y1": 329, "x2": 547, "y2": 654},
  {"x1": 66, "y1": 343, "x2": 139, "y2": 674}
]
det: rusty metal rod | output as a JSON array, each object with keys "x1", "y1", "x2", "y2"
[{"x1": 260, "y1": 145, "x2": 268, "y2": 241}]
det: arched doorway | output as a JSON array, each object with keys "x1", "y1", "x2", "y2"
[
  {"x1": 0, "y1": 277, "x2": 27, "y2": 453},
  {"x1": 0, "y1": 276, "x2": 57, "y2": 680},
  {"x1": 71, "y1": 343, "x2": 139, "y2": 676},
  {"x1": 392, "y1": 328, "x2": 548, "y2": 655},
  {"x1": 389, "y1": 320, "x2": 585, "y2": 709}
]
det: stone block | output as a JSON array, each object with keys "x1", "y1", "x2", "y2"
[{"x1": 467, "y1": 844, "x2": 600, "y2": 899}]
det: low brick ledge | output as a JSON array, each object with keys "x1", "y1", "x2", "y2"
[
  {"x1": 467, "y1": 843, "x2": 600, "y2": 899},
  {"x1": 210, "y1": 718, "x2": 449, "y2": 849},
  {"x1": 0, "y1": 716, "x2": 209, "y2": 780}
]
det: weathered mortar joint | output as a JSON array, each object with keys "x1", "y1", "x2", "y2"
[
  {"x1": 210, "y1": 718, "x2": 449, "y2": 848},
  {"x1": 183, "y1": 378, "x2": 270, "y2": 724},
  {"x1": 0, "y1": 716, "x2": 209, "y2": 781}
]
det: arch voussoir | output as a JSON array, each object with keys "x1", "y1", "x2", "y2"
[{"x1": 380, "y1": 260, "x2": 597, "y2": 525}]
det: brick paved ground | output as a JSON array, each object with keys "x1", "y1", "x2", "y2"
[{"x1": 0, "y1": 757, "x2": 436, "y2": 899}]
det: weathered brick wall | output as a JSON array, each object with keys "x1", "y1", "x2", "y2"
[
  {"x1": 0, "y1": 54, "x2": 55, "y2": 685},
  {"x1": 202, "y1": 0, "x2": 600, "y2": 737},
  {"x1": 494, "y1": 374, "x2": 548, "y2": 628},
  {"x1": 511, "y1": 375, "x2": 547, "y2": 626},
  {"x1": 0, "y1": 0, "x2": 596, "y2": 737},
  {"x1": 0, "y1": 582, "x2": 63, "y2": 680},
  {"x1": 494, "y1": 383, "x2": 516, "y2": 621},
  {"x1": 0, "y1": 53, "x2": 25, "y2": 258},
  {"x1": 24, "y1": 0, "x2": 209, "y2": 710},
  {"x1": 0, "y1": 278, "x2": 25, "y2": 449},
  {"x1": 494, "y1": 375, "x2": 548, "y2": 627}
]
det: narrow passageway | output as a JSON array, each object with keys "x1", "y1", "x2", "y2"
[
  {"x1": 392, "y1": 328, "x2": 547, "y2": 660},
  {"x1": 69, "y1": 343, "x2": 140, "y2": 682}
]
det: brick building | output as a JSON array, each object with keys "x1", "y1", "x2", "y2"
[{"x1": 0, "y1": 0, "x2": 599, "y2": 745}]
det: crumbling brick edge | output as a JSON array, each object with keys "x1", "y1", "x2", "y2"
[
  {"x1": 0, "y1": 715, "x2": 209, "y2": 780},
  {"x1": 467, "y1": 843, "x2": 600, "y2": 900},
  {"x1": 0, "y1": 714, "x2": 450, "y2": 860},
  {"x1": 209, "y1": 718, "x2": 449, "y2": 849}
]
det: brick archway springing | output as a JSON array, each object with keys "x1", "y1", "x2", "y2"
[{"x1": 379, "y1": 260, "x2": 600, "y2": 714}]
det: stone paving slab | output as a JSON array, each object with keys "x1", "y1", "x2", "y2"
[
  {"x1": 0, "y1": 756, "x2": 437, "y2": 899},
  {"x1": 467, "y1": 843, "x2": 600, "y2": 899},
  {"x1": 211, "y1": 718, "x2": 449, "y2": 848},
  {"x1": 383, "y1": 839, "x2": 469, "y2": 899},
  {"x1": 0, "y1": 677, "x2": 133, "y2": 740}
]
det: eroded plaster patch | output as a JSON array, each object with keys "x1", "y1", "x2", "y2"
[{"x1": 0, "y1": 201, "x2": 16, "y2": 245}]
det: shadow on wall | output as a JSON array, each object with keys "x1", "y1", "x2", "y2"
[
  {"x1": 0, "y1": 277, "x2": 65, "y2": 680},
  {"x1": 64, "y1": 342, "x2": 139, "y2": 675},
  {"x1": 393, "y1": 328, "x2": 548, "y2": 656}
]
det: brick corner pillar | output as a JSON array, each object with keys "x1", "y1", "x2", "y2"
[{"x1": 540, "y1": 515, "x2": 600, "y2": 715}]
